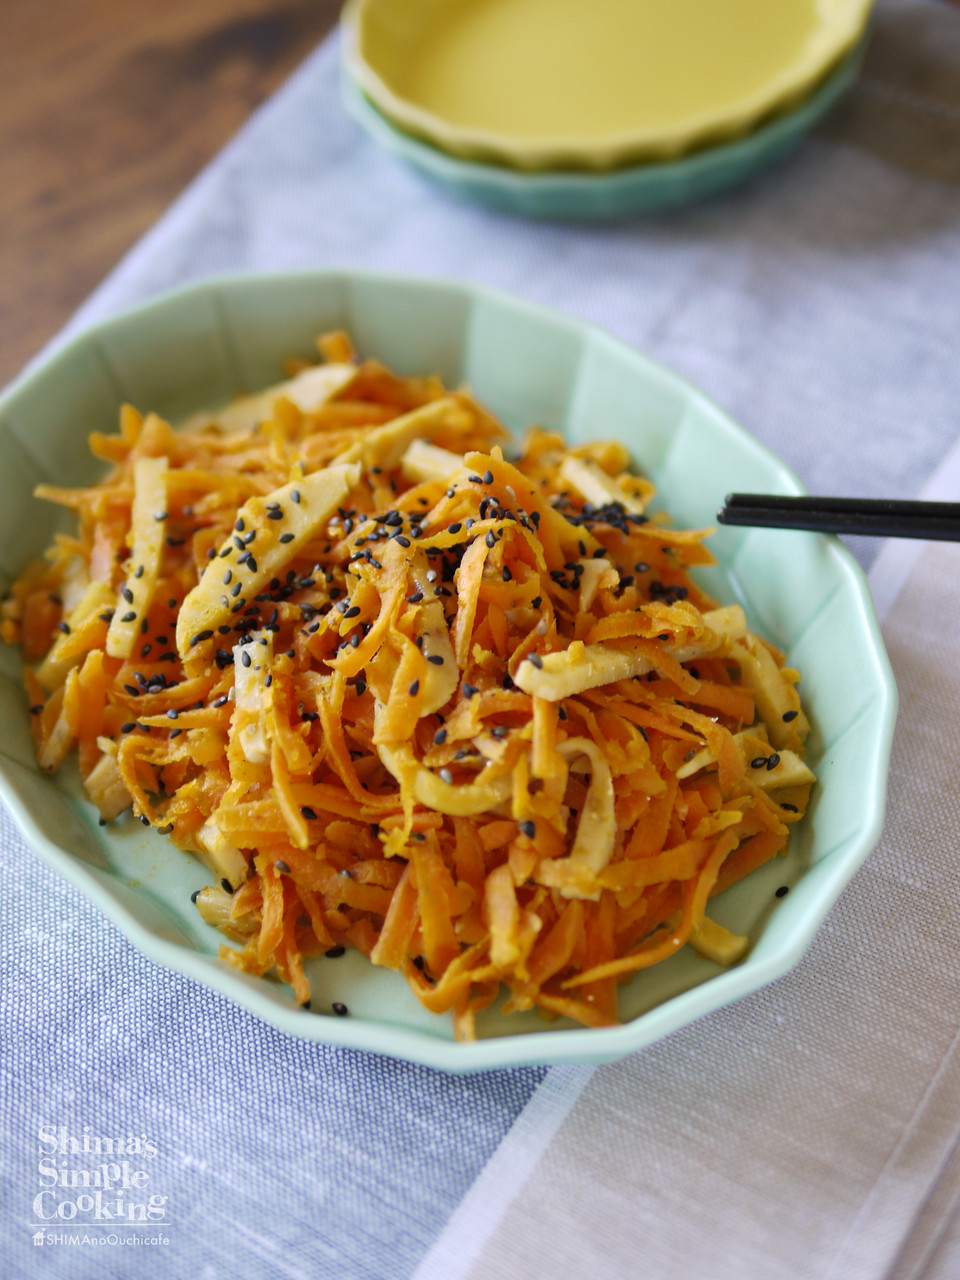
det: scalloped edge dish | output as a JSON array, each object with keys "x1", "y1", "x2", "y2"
[
  {"x1": 341, "y1": 39, "x2": 866, "y2": 219},
  {"x1": 342, "y1": 0, "x2": 875, "y2": 172},
  {"x1": 0, "y1": 272, "x2": 896, "y2": 1072}
]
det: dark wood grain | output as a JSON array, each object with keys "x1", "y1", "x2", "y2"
[{"x1": 0, "y1": 0, "x2": 341, "y2": 388}]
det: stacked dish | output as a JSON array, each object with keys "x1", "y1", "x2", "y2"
[{"x1": 340, "y1": 0, "x2": 874, "y2": 218}]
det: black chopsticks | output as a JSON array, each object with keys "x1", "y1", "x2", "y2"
[{"x1": 717, "y1": 493, "x2": 960, "y2": 541}]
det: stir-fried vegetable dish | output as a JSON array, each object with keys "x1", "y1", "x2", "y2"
[{"x1": 1, "y1": 332, "x2": 815, "y2": 1038}]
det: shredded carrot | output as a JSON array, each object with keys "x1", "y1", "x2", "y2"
[{"x1": 2, "y1": 336, "x2": 815, "y2": 1037}]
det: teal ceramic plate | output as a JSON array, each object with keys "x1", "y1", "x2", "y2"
[
  {"x1": 0, "y1": 272, "x2": 896, "y2": 1072},
  {"x1": 340, "y1": 39, "x2": 866, "y2": 218}
]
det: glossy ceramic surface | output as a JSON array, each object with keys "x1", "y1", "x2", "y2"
[
  {"x1": 343, "y1": 0, "x2": 874, "y2": 170},
  {"x1": 341, "y1": 42, "x2": 866, "y2": 220},
  {"x1": 0, "y1": 272, "x2": 896, "y2": 1071}
]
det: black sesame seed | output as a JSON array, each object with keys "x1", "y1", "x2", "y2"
[
  {"x1": 266, "y1": 509, "x2": 284, "y2": 520},
  {"x1": 120, "y1": 612, "x2": 136, "y2": 623},
  {"x1": 775, "y1": 886, "x2": 790, "y2": 898},
  {"x1": 528, "y1": 653, "x2": 544, "y2": 669},
  {"x1": 332, "y1": 1002, "x2": 348, "y2": 1017},
  {"x1": 279, "y1": 532, "x2": 295, "y2": 544},
  {"x1": 220, "y1": 878, "x2": 234, "y2": 894},
  {"x1": 782, "y1": 710, "x2": 798, "y2": 722},
  {"x1": 344, "y1": 606, "x2": 361, "y2": 619},
  {"x1": 482, "y1": 470, "x2": 494, "y2": 485},
  {"x1": 190, "y1": 889, "x2": 201, "y2": 904},
  {"x1": 502, "y1": 566, "x2": 512, "y2": 581},
  {"x1": 751, "y1": 756, "x2": 768, "y2": 769},
  {"x1": 781, "y1": 802, "x2": 799, "y2": 813},
  {"x1": 434, "y1": 728, "x2": 447, "y2": 745},
  {"x1": 121, "y1": 722, "x2": 136, "y2": 734},
  {"x1": 58, "y1": 621, "x2": 71, "y2": 634},
  {"x1": 519, "y1": 820, "x2": 536, "y2": 839},
  {"x1": 300, "y1": 806, "x2": 317, "y2": 820},
  {"x1": 766, "y1": 752, "x2": 781, "y2": 771},
  {"x1": 427, "y1": 654, "x2": 444, "y2": 666},
  {"x1": 409, "y1": 679, "x2": 420, "y2": 696},
  {"x1": 462, "y1": 683, "x2": 477, "y2": 699},
  {"x1": 166, "y1": 709, "x2": 179, "y2": 720}
]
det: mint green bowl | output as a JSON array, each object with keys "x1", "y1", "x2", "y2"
[
  {"x1": 0, "y1": 272, "x2": 896, "y2": 1072},
  {"x1": 340, "y1": 40, "x2": 866, "y2": 219}
]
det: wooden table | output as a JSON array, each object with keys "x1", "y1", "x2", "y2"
[{"x1": 0, "y1": 0, "x2": 339, "y2": 389}]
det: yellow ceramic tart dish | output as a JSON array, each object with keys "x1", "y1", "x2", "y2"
[{"x1": 343, "y1": 0, "x2": 875, "y2": 171}]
